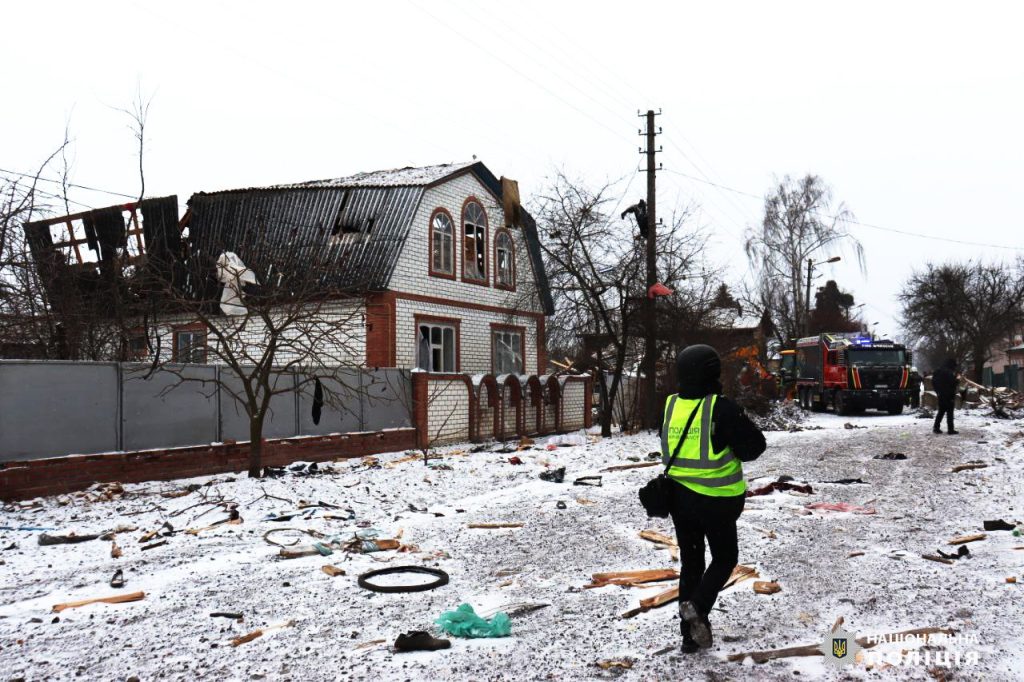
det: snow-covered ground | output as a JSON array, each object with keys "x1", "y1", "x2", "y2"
[{"x1": 2, "y1": 408, "x2": 1023, "y2": 681}]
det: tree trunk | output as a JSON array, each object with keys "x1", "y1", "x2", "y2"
[
  {"x1": 248, "y1": 418, "x2": 265, "y2": 478},
  {"x1": 972, "y1": 344, "x2": 986, "y2": 384}
]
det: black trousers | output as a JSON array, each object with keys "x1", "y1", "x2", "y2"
[
  {"x1": 668, "y1": 481, "x2": 745, "y2": 617},
  {"x1": 934, "y1": 397, "x2": 955, "y2": 432}
]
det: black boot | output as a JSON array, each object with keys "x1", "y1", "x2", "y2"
[
  {"x1": 679, "y1": 601, "x2": 713, "y2": 649},
  {"x1": 681, "y1": 632, "x2": 699, "y2": 654}
]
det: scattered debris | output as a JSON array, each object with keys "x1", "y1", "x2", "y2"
[
  {"x1": 922, "y1": 554, "x2": 954, "y2": 565},
  {"x1": 210, "y1": 612, "x2": 243, "y2": 620},
  {"x1": 805, "y1": 502, "x2": 876, "y2": 514},
  {"x1": 639, "y1": 529, "x2": 676, "y2": 548},
  {"x1": 352, "y1": 639, "x2": 387, "y2": 651},
  {"x1": 586, "y1": 568, "x2": 679, "y2": 588},
  {"x1": 752, "y1": 401, "x2": 809, "y2": 432},
  {"x1": 747, "y1": 477, "x2": 813, "y2": 497},
  {"x1": 435, "y1": 603, "x2": 511, "y2": 638},
  {"x1": 823, "y1": 478, "x2": 868, "y2": 485},
  {"x1": 394, "y1": 631, "x2": 451, "y2": 652},
  {"x1": 539, "y1": 467, "x2": 565, "y2": 483},
  {"x1": 595, "y1": 659, "x2": 633, "y2": 670},
  {"x1": 321, "y1": 565, "x2": 346, "y2": 577},
  {"x1": 600, "y1": 462, "x2": 659, "y2": 472},
  {"x1": 572, "y1": 475, "x2": 602, "y2": 487},
  {"x1": 621, "y1": 585, "x2": 678, "y2": 618},
  {"x1": 753, "y1": 580, "x2": 782, "y2": 595},
  {"x1": 948, "y1": 533, "x2": 986, "y2": 545},
  {"x1": 507, "y1": 456, "x2": 523, "y2": 465},
  {"x1": 843, "y1": 423, "x2": 866, "y2": 429},
  {"x1": 952, "y1": 462, "x2": 989, "y2": 473},
  {"x1": 468, "y1": 522, "x2": 523, "y2": 529},
  {"x1": 983, "y1": 519, "x2": 1016, "y2": 531},
  {"x1": 477, "y1": 602, "x2": 549, "y2": 618},
  {"x1": 52, "y1": 591, "x2": 145, "y2": 613},
  {"x1": 937, "y1": 545, "x2": 971, "y2": 560},
  {"x1": 874, "y1": 452, "x2": 908, "y2": 461},
  {"x1": 723, "y1": 564, "x2": 759, "y2": 589},
  {"x1": 555, "y1": 501, "x2": 567, "y2": 510},
  {"x1": 847, "y1": 551, "x2": 865, "y2": 558},
  {"x1": 38, "y1": 532, "x2": 100, "y2": 546},
  {"x1": 1007, "y1": 577, "x2": 1017, "y2": 584},
  {"x1": 357, "y1": 566, "x2": 449, "y2": 593},
  {"x1": 542, "y1": 433, "x2": 588, "y2": 448},
  {"x1": 230, "y1": 619, "x2": 295, "y2": 647},
  {"x1": 109, "y1": 569, "x2": 125, "y2": 588},
  {"x1": 140, "y1": 540, "x2": 168, "y2": 551},
  {"x1": 110, "y1": 541, "x2": 122, "y2": 559}
]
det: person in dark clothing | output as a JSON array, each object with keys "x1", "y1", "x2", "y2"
[
  {"x1": 663, "y1": 345, "x2": 767, "y2": 653},
  {"x1": 931, "y1": 358, "x2": 959, "y2": 435}
]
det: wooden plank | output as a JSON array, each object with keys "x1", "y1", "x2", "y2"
[
  {"x1": 922, "y1": 554, "x2": 954, "y2": 565},
  {"x1": 601, "y1": 462, "x2": 659, "y2": 472},
  {"x1": 753, "y1": 581, "x2": 781, "y2": 595},
  {"x1": 639, "y1": 530, "x2": 676, "y2": 547},
  {"x1": 722, "y1": 564, "x2": 759, "y2": 589},
  {"x1": 53, "y1": 591, "x2": 145, "y2": 613},
  {"x1": 587, "y1": 568, "x2": 678, "y2": 588},
  {"x1": 948, "y1": 533, "x2": 987, "y2": 545},
  {"x1": 951, "y1": 463, "x2": 988, "y2": 473},
  {"x1": 468, "y1": 523, "x2": 523, "y2": 529}
]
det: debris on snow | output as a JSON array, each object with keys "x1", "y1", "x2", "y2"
[{"x1": 52, "y1": 591, "x2": 145, "y2": 613}]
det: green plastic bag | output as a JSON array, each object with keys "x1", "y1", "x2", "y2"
[{"x1": 435, "y1": 603, "x2": 511, "y2": 638}]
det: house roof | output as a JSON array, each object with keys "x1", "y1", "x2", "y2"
[{"x1": 187, "y1": 161, "x2": 554, "y2": 314}]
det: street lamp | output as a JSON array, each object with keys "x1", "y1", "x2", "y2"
[{"x1": 805, "y1": 256, "x2": 842, "y2": 334}]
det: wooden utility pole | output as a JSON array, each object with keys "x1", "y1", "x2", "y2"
[{"x1": 641, "y1": 110, "x2": 661, "y2": 429}]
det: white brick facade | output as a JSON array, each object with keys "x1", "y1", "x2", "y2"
[
  {"x1": 389, "y1": 171, "x2": 546, "y2": 374},
  {"x1": 425, "y1": 378, "x2": 471, "y2": 445}
]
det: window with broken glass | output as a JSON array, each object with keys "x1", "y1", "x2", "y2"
[
  {"x1": 430, "y1": 210, "x2": 454, "y2": 276},
  {"x1": 174, "y1": 329, "x2": 207, "y2": 364},
  {"x1": 495, "y1": 231, "x2": 514, "y2": 288},
  {"x1": 417, "y1": 324, "x2": 456, "y2": 372},
  {"x1": 493, "y1": 330, "x2": 523, "y2": 374},
  {"x1": 462, "y1": 201, "x2": 487, "y2": 281}
]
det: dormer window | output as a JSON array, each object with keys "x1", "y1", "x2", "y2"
[
  {"x1": 430, "y1": 209, "x2": 455, "y2": 277},
  {"x1": 462, "y1": 200, "x2": 487, "y2": 283},
  {"x1": 495, "y1": 230, "x2": 515, "y2": 290}
]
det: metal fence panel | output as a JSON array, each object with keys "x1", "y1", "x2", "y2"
[
  {"x1": 363, "y1": 368, "x2": 413, "y2": 431},
  {"x1": 219, "y1": 370, "x2": 298, "y2": 441},
  {"x1": 0, "y1": 361, "x2": 119, "y2": 461},
  {"x1": 121, "y1": 364, "x2": 219, "y2": 451},
  {"x1": 296, "y1": 370, "x2": 364, "y2": 435}
]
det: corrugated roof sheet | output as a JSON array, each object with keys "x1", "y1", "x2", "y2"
[{"x1": 186, "y1": 161, "x2": 555, "y2": 314}]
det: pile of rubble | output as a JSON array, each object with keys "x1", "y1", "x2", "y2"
[
  {"x1": 922, "y1": 376, "x2": 1024, "y2": 420},
  {"x1": 751, "y1": 400, "x2": 809, "y2": 432}
]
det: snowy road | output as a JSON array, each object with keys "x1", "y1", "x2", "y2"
[{"x1": 1, "y1": 409, "x2": 1022, "y2": 681}]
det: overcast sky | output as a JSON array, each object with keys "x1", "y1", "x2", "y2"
[{"x1": 4, "y1": 1, "x2": 1023, "y2": 342}]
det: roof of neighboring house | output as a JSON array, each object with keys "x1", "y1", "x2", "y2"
[
  {"x1": 187, "y1": 161, "x2": 554, "y2": 314},
  {"x1": 1008, "y1": 343, "x2": 1024, "y2": 352}
]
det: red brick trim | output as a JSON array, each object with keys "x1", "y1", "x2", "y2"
[
  {"x1": 490, "y1": 322, "x2": 527, "y2": 375},
  {"x1": 536, "y1": 316, "x2": 547, "y2": 373},
  {"x1": 460, "y1": 196, "x2": 489, "y2": 287},
  {"x1": 172, "y1": 322, "x2": 208, "y2": 363},
  {"x1": 524, "y1": 375, "x2": 543, "y2": 435},
  {"x1": 413, "y1": 314, "x2": 462, "y2": 372},
  {"x1": 365, "y1": 292, "x2": 397, "y2": 367},
  {"x1": 476, "y1": 374, "x2": 501, "y2": 441},
  {"x1": 393, "y1": 291, "x2": 545, "y2": 321},
  {"x1": 493, "y1": 228, "x2": 516, "y2": 292},
  {"x1": 0, "y1": 429, "x2": 417, "y2": 501},
  {"x1": 427, "y1": 207, "x2": 457, "y2": 280},
  {"x1": 500, "y1": 374, "x2": 524, "y2": 440}
]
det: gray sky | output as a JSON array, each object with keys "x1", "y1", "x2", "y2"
[{"x1": 4, "y1": 1, "x2": 1023, "y2": 341}]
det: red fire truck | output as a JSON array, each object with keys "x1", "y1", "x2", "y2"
[{"x1": 794, "y1": 333, "x2": 913, "y2": 415}]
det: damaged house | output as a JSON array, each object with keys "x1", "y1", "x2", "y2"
[{"x1": 25, "y1": 161, "x2": 554, "y2": 374}]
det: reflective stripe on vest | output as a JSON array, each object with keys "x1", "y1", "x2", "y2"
[{"x1": 661, "y1": 393, "x2": 745, "y2": 496}]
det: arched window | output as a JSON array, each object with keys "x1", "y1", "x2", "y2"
[
  {"x1": 495, "y1": 230, "x2": 515, "y2": 289},
  {"x1": 462, "y1": 200, "x2": 487, "y2": 282},
  {"x1": 430, "y1": 209, "x2": 454, "y2": 277}
]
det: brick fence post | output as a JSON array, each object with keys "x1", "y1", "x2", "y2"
[
  {"x1": 411, "y1": 372, "x2": 429, "y2": 450},
  {"x1": 583, "y1": 375, "x2": 594, "y2": 429}
]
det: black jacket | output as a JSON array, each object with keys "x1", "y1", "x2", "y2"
[
  {"x1": 669, "y1": 394, "x2": 767, "y2": 463},
  {"x1": 932, "y1": 367, "x2": 958, "y2": 399}
]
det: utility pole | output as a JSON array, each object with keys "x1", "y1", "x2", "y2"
[{"x1": 640, "y1": 110, "x2": 661, "y2": 429}]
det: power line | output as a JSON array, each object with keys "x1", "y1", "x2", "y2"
[{"x1": 0, "y1": 167, "x2": 137, "y2": 201}]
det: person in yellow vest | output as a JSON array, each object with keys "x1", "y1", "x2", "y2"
[{"x1": 663, "y1": 344, "x2": 766, "y2": 653}]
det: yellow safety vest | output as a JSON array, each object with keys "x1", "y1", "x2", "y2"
[{"x1": 661, "y1": 394, "x2": 746, "y2": 497}]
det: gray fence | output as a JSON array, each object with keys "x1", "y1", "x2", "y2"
[{"x1": 0, "y1": 361, "x2": 411, "y2": 462}]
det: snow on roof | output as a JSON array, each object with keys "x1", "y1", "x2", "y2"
[
  {"x1": 1008, "y1": 343, "x2": 1024, "y2": 352},
  {"x1": 264, "y1": 162, "x2": 477, "y2": 190}
]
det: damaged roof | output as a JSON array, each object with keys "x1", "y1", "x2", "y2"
[{"x1": 187, "y1": 161, "x2": 554, "y2": 314}]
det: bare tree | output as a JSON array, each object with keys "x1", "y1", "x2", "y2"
[
  {"x1": 744, "y1": 174, "x2": 864, "y2": 345},
  {"x1": 899, "y1": 259, "x2": 1024, "y2": 381},
  {"x1": 532, "y1": 171, "x2": 712, "y2": 435}
]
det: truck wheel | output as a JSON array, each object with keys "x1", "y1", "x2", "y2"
[
  {"x1": 887, "y1": 401, "x2": 904, "y2": 415},
  {"x1": 833, "y1": 391, "x2": 847, "y2": 416},
  {"x1": 798, "y1": 387, "x2": 808, "y2": 410},
  {"x1": 810, "y1": 393, "x2": 826, "y2": 412}
]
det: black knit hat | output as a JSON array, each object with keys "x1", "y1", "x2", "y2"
[{"x1": 676, "y1": 344, "x2": 723, "y2": 398}]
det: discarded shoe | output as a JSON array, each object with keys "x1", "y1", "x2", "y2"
[
  {"x1": 984, "y1": 519, "x2": 1016, "y2": 531},
  {"x1": 679, "y1": 601, "x2": 712, "y2": 649},
  {"x1": 556, "y1": 501, "x2": 567, "y2": 510},
  {"x1": 110, "y1": 569, "x2": 125, "y2": 589},
  {"x1": 539, "y1": 467, "x2": 565, "y2": 483},
  {"x1": 873, "y1": 452, "x2": 907, "y2": 460},
  {"x1": 394, "y1": 630, "x2": 451, "y2": 652}
]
